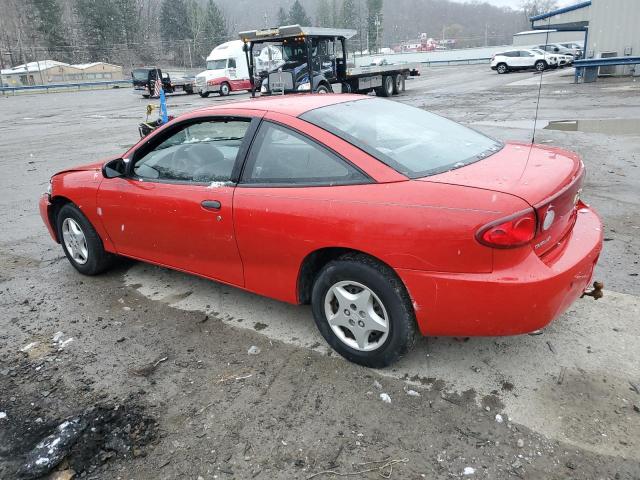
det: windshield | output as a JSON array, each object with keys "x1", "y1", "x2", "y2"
[
  {"x1": 132, "y1": 69, "x2": 149, "y2": 81},
  {"x1": 531, "y1": 48, "x2": 545, "y2": 55},
  {"x1": 301, "y1": 99, "x2": 502, "y2": 178},
  {"x1": 207, "y1": 59, "x2": 227, "y2": 70}
]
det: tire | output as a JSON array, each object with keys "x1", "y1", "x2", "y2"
[
  {"x1": 496, "y1": 63, "x2": 508, "y2": 74},
  {"x1": 311, "y1": 253, "x2": 416, "y2": 368},
  {"x1": 199, "y1": 91, "x2": 210, "y2": 98},
  {"x1": 535, "y1": 60, "x2": 547, "y2": 72},
  {"x1": 219, "y1": 82, "x2": 230, "y2": 96},
  {"x1": 142, "y1": 94, "x2": 150, "y2": 99},
  {"x1": 185, "y1": 87, "x2": 194, "y2": 95},
  {"x1": 392, "y1": 74, "x2": 400, "y2": 94},
  {"x1": 56, "y1": 203, "x2": 115, "y2": 276},
  {"x1": 375, "y1": 75, "x2": 394, "y2": 97},
  {"x1": 315, "y1": 84, "x2": 331, "y2": 94}
]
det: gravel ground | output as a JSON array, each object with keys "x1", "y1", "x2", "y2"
[{"x1": 1, "y1": 64, "x2": 639, "y2": 479}]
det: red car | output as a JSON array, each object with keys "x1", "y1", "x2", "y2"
[{"x1": 39, "y1": 95, "x2": 603, "y2": 367}]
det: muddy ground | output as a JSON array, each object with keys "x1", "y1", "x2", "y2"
[{"x1": 1, "y1": 65, "x2": 639, "y2": 479}]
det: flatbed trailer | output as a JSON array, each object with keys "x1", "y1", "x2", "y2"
[{"x1": 239, "y1": 25, "x2": 420, "y2": 97}]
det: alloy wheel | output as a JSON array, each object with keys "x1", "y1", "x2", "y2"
[
  {"x1": 324, "y1": 280, "x2": 390, "y2": 351},
  {"x1": 61, "y1": 217, "x2": 89, "y2": 265}
]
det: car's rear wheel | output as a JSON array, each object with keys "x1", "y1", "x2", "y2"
[
  {"x1": 219, "y1": 82, "x2": 230, "y2": 96},
  {"x1": 56, "y1": 203, "x2": 115, "y2": 276},
  {"x1": 496, "y1": 63, "x2": 508, "y2": 74},
  {"x1": 535, "y1": 60, "x2": 547, "y2": 72},
  {"x1": 311, "y1": 254, "x2": 416, "y2": 368}
]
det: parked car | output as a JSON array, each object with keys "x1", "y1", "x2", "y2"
[
  {"x1": 39, "y1": 95, "x2": 602, "y2": 367},
  {"x1": 195, "y1": 40, "x2": 252, "y2": 98},
  {"x1": 535, "y1": 44, "x2": 575, "y2": 65},
  {"x1": 559, "y1": 42, "x2": 584, "y2": 59},
  {"x1": 529, "y1": 48, "x2": 569, "y2": 68},
  {"x1": 491, "y1": 49, "x2": 557, "y2": 73}
]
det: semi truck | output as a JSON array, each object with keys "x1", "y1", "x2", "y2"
[
  {"x1": 238, "y1": 25, "x2": 420, "y2": 96},
  {"x1": 194, "y1": 40, "x2": 253, "y2": 97}
]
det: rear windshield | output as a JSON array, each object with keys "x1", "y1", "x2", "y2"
[
  {"x1": 132, "y1": 69, "x2": 149, "y2": 81},
  {"x1": 301, "y1": 98, "x2": 502, "y2": 178}
]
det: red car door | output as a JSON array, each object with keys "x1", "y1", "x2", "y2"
[
  {"x1": 97, "y1": 115, "x2": 258, "y2": 287},
  {"x1": 232, "y1": 117, "x2": 379, "y2": 303}
]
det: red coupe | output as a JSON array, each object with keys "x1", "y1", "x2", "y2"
[{"x1": 40, "y1": 95, "x2": 603, "y2": 367}]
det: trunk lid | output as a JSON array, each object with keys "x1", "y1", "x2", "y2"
[{"x1": 421, "y1": 142, "x2": 584, "y2": 256}]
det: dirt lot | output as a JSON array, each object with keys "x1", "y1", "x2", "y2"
[{"x1": 1, "y1": 65, "x2": 639, "y2": 479}]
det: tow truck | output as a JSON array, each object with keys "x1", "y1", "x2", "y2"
[
  {"x1": 239, "y1": 25, "x2": 420, "y2": 96},
  {"x1": 132, "y1": 67, "x2": 195, "y2": 98}
]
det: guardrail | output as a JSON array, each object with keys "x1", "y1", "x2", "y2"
[
  {"x1": 416, "y1": 57, "x2": 491, "y2": 66},
  {"x1": 0, "y1": 79, "x2": 133, "y2": 95},
  {"x1": 573, "y1": 56, "x2": 640, "y2": 83}
]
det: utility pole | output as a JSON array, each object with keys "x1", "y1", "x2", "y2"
[
  {"x1": 374, "y1": 14, "x2": 380, "y2": 53},
  {"x1": 264, "y1": 11, "x2": 269, "y2": 28},
  {"x1": 485, "y1": 23, "x2": 488, "y2": 47}
]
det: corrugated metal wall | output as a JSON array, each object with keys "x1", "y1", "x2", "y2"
[
  {"x1": 513, "y1": 31, "x2": 584, "y2": 46},
  {"x1": 588, "y1": 0, "x2": 639, "y2": 60}
]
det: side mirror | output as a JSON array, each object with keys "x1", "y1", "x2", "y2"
[{"x1": 102, "y1": 158, "x2": 126, "y2": 179}]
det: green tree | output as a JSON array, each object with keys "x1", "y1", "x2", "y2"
[
  {"x1": 316, "y1": 0, "x2": 332, "y2": 27},
  {"x1": 289, "y1": 0, "x2": 311, "y2": 26},
  {"x1": 29, "y1": 0, "x2": 68, "y2": 60},
  {"x1": 160, "y1": 0, "x2": 192, "y2": 60},
  {"x1": 277, "y1": 6, "x2": 288, "y2": 25},
  {"x1": 76, "y1": 0, "x2": 139, "y2": 61},
  {"x1": 366, "y1": 0, "x2": 383, "y2": 53},
  {"x1": 342, "y1": 0, "x2": 360, "y2": 51}
]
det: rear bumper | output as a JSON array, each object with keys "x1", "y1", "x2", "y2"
[
  {"x1": 39, "y1": 193, "x2": 58, "y2": 242},
  {"x1": 398, "y1": 204, "x2": 603, "y2": 336}
]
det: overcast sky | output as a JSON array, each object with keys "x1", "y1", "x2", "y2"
[{"x1": 453, "y1": 0, "x2": 572, "y2": 9}]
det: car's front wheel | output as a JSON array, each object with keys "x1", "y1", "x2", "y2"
[
  {"x1": 311, "y1": 254, "x2": 416, "y2": 368},
  {"x1": 56, "y1": 203, "x2": 115, "y2": 276},
  {"x1": 535, "y1": 60, "x2": 547, "y2": 72},
  {"x1": 496, "y1": 63, "x2": 508, "y2": 74}
]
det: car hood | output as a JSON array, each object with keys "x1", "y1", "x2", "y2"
[
  {"x1": 419, "y1": 142, "x2": 581, "y2": 206},
  {"x1": 54, "y1": 158, "x2": 117, "y2": 176}
]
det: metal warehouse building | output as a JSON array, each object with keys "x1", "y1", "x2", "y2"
[
  {"x1": 1, "y1": 61, "x2": 124, "y2": 87},
  {"x1": 530, "y1": 0, "x2": 640, "y2": 75}
]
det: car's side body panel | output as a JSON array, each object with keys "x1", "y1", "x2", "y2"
[
  {"x1": 96, "y1": 179, "x2": 244, "y2": 286},
  {"x1": 49, "y1": 167, "x2": 118, "y2": 253}
]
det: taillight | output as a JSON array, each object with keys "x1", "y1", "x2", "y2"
[{"x1": 476, "y1": 209, "x2": 537, "y2": 248}]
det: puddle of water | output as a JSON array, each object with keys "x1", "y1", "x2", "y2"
[{"x1": 544, "y1": 118, "x2": 640, "y2": 135}]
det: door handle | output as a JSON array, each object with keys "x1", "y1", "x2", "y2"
[{"x1": 201, "y1": 200, "x2": 221, "y2": 210}]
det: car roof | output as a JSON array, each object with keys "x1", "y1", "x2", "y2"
[{"x1": 192, "y1": 93, "x2": 367, "y2": 117}]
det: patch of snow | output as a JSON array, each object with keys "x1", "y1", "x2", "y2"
[
  {"x1": 463, "y1": 466, "x2": 475, "y2": 475},
  {"x1": 380, "y1": 393, "x2": 391, "y2": 404},
  {"x1": 0, "y1": 412, "x2": 7, "y2": 420},
  {"x1": 20, "y1": 342, "x2": 38, "y2": 353}
]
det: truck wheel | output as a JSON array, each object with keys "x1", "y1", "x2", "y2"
[
  {"x1": 199, "y1": 92, "x2": 210, "y2": 98},
  {"x1": 392, "y1": 75, "x2": 400, "y2": 94},
  {"x1": 316, "y1": 84, "x2": 331, "y2": 94},
  {"x1": 376, "y1": 76, "x2": 394, "y2": 97},
  {"x1": 311, "y1": 253, "x2": 416, "y2": 368},
  {"x1": 219, "y1": 82, "x2": 230, "y2": 96},
  {"x1": 185, "y1": 87, "x2": 194, "y2": 95},
  {"x1": 142, "y1": 94, "x2": 150, "y2": 99}
]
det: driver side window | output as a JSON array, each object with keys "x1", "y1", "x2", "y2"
[{"x1": 133, "y1": 119, "x2": 250, "y2": 183}]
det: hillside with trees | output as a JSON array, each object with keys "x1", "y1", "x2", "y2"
[{"x1": 0, "y1": 0, "x2": 557, "y2": 71}]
